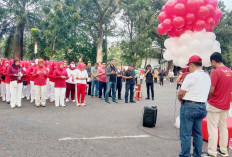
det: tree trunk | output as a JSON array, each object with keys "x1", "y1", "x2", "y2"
[
  {"x1": 96, "y1": 26, "x2": 104, "y2": 63},
  {"x1": 51, "y1": 36, "x2": 58, "y2": 60},
  {"x1": 19, "y1": 25, "x2": 24, "y2": 60},
  {"x1": 166, "y1": 60, "x2": 174, "y2": 76},
  {"x1": 14, "y1": 27, "x2": 21, "y2": 59}
]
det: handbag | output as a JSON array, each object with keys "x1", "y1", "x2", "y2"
[
  {"x1": 0, "y1": 73, "x2": 5, "y2": 80},
  {"x1": 12, "y1": 80, "x2": 18, "y2": 88}
]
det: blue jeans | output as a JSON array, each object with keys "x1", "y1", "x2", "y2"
[
  {"x1": 98, "y1": 81, "x2": 106, "y2": 98},
  {"x1": 91, "y1": 80, "x2": 99, "y2": 96},
  {"x1": 125, "y1": 84, "x2": 135, "y2": 102},
  {"x1": 105, "y1": 82, "x2": 116, "y2": 102},
  {"x1": 179, "y1": 102, "x2": 207, "y2": 157}
]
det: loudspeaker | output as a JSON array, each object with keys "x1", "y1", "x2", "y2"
[{"x1": 143, "y1": 105, "x2": 158, "y2": 128}]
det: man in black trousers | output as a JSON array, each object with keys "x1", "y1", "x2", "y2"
[
  {"x1": 86, "y1": 62, "x2": 92, "y2": 95},
  {"x1": 144, "y1": 65, "x2": 154, "y2": 100},
  {"x1": 116, "y1": 66, "x2": 123, "y2": 100}
]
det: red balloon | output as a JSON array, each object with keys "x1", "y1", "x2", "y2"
[
  {"x1": 198, "y1": 0, "x2": 205, "y2": 6},
  {"x1": 204, "y1": 0, "x2": 210, "y2": 5},
  {"x1": 157, "y1": 24, "x2": 167, "y2": 35},
  {"x1": 186, "y1": 13, "x2": 196, "y2": 24},
  {"x1": 185, "y1": 24, "x2": 193, "y2": 30},
  {"x1": 194, "y1": 20, "x2": 206, "y2": 31},
  {"x1": 198, "y1": 6, "x2": 209, "y2": 19},
  {"x1": 174, "y1": 3, "x2": 186, "y2": 16},
  {"x1": 186, "y1": 0, "x2": 200, "y2": 12},
  {"x1": 206, "y1": 17, "x2": 215, "y2": 26},
  {"x1": 214, "y1": 8, "x2": 222, "y2": 20},
  {"x1": 165, "y1": 0, "x2": 176, "y2": 15},
  {"x1": 174, "y1": 28, "x2": 185, "y2": 37},
  {"x1": 158, "y1": 12, "x2": 168, "y2": 23},
  {"x1": 168, "y1": 30, "x2": 176, "y2": 37},
  {"x1": 162, "y1": 19, "x2": 173, "y2": 31},
  {"x1": 177, "y1": 0, "x2": 187, "y2": 4},
  {"x1": 205, "y1": 24, "x2": 214, "y2": 32},
  {"x1": 173, "y1": 17, "x2": 185, "y2": 28},
  {"x1": 208, "y1": 0, "x2": 218, "y2": 8},
  {"x1": 214, "y1": 19, "x2": 220, "y2": 25},
  {"x1": 206, "y1": 4, "x2": 215, "y2": 17}
]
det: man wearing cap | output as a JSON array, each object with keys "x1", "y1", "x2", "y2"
[
  {"x1": 178, "y1": 55, "x2": 211, "y2": 157},
  {"x1": 123, "y1": 64, "x2": 136, "y2": 103},
  {"x1": 144, "y1": 64, "x2": 154, "y2": 100},
  {"x1": 202, "y1": 52, "x2": 232, "y2": 157}
]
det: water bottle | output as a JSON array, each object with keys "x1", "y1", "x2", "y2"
[{"x1": 229, "y1": 138, "x2": 232, "y2": 152}]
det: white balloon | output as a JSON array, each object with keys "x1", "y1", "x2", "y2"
[
  {"x1": 179, "y1": 33, "x2": 192, "y2": 44},
  {"x1": 163, "y1": 50, "x2": 173, "y2": 61}
]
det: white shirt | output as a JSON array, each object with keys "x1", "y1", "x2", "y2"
[
  {"x1": 181, "y1": 70, "x2": 211, "y2": 103},
  {"x1": 66, "y1": 68, "x2": 78, "y2": 84},
  {"x1": 76, "y1": 69, "x2": 88, "y2": 84}
]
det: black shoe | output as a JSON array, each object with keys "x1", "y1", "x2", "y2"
[
  {"x1": 130, "y1": 100, "x2": 136, "y2": 103},
  {"x1": 113, "y1": 101, "x2": 118, "y2": 103},
  {"x1": 105, "y1": 101, "x2": 110, "y2": 104},
  {"x1": 152, "y1": 98, "x2": 154, "y2": 100},
  {"x1": 125, "y1": 101, "x2": 128, "y2": 103},
  {"x1": 118, "y1": 98, "x2": 122, "y2": 100},
  {"x1": 217, "y1": 149, "x2": 228, "y2": 157},
  {"x1": 145, "y1": 98, "x2": 150, "y2": 100}
]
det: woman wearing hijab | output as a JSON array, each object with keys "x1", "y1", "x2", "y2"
[
  {"x1": 48, "y1": 61, "x2": 57, "y2": 103},
  {"x1": 0, "y1": 59, "x2": 7, "y2": 102},
  {"x1": 65, "y1": 61, "x2": 77, "y2": 103},
  {"x1": 3, "y1": 60, "x2": 11, "y2": 104},
  {"x1": 53, "y1": 62, "x2": 68, "y2": 107},
  {"x1": 33, "y1": 59, "x2": 48, "y2": 107},
  {"x1": 28, "y1": 61, "x2": 36, "y2": 103},
  {"x1": 7, "y1": 58, "x2": 25, "y2": 108},
  {"x1": 76, "y1": 63, "x2": 88, "y2": 106}
]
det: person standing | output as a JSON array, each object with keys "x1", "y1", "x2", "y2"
[
  {"x1": 4, "y1": 60, "x2": 11, "y2": 104},
  {"x1": 168, "y1": 70, "x2": 174, "y2": 84},
  {"x1": 65, "y1": 62, "x2": 78, "y2": 103},
  {"x1": 97, "y1": 62, "x2": 107, "y2": 99},
  {"x1": 7, "y1": 58, "x2": 25, "y2": 108},
  {"x1": 123, "y1": 64, "x2": 136, "y2": 103},
  {"x1": 48, "y1": 61, "x2": 57, "y2": 103},
  {"x1": 116, "y1": 66, "x2": 123, "y2": 100},
  {"x1": 105, "y1": 59, "x2": 118, "y2": 104},
  {"x1": 154, "y1": 69, "x2": 158, "y2": 83},
  {"x1": 53, "y1": 62, "x2": 68, "y2": 107},
  {"x1": 202, "y1": 52, "x2": 232, "y2": 157},
  {"x1": 159, "y1": 70, "x2": 165, "y2": 87},
  {"x1": 76, "y1": 63, "x2": 88, "y2": 107},
  {"x1": 33, "y1": 59, "x2": 48, "y2": 107},
  {"x1": 86, "y1": 62, "x2": 92, "y2": 95},
  {"x1": 91, "y1": 63, "x2": 99, "y2": 97},
  {"x1": 144, "y1": 65, "x2": 154, "y2": 100},
  {"x1": 178, "y1": 55, "x2": 211, "y2": 157}
]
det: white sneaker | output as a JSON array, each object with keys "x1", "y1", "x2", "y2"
[
  {"x1": 27, "y1": 97, "x2": 30, "y2": 100},
  {"x1": 72, "y1": 100, "x2": 75, "y2": 103},
  {"x1": 76, "y1": 103, "x2": 81, "y2": 107},
  {"x1": 81, "y1": 103, "x2": 86, "y2": 106},
  {"x1": 65, "y1": 98, "x2": 69, "y2": 103},
  {"x1": 61, "y1": 105, "x2": 66, "y2": 107},
  {"x1": 30, "y1": 100, "x2": 34, "y2": 103},
  {"x1": 2, "y1": 99, "x2": 5, "y2": 102}
]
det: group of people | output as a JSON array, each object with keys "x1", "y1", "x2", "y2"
[{"x1": 177, "y1": 52, "x2": 232, "y2": 157}]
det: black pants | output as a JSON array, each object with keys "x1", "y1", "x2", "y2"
[
  {"x1": 154, "y1": 78, "x2": 157, "y2": 83},
  {"x1": 170, "y1": 77, "x2": 174, "y2": 83},
  {"x1": 146, "y1": 83, "x2": 154, "y2": 99},
  {"x1": 87, "y1": 82, "x2": 92, "y2": 95},
  {"x1": 160, "y1": 78, "x2": 164, "y2": 86},
  {"x1": 177, "y1": 84, "x2": 181, "y2": 90},
  {"x1": 117, "y1": 82, "x2": 122, "y2": 99},
  {"x1": 98, "y1": 81, "x2": 106, "y2": 98}
]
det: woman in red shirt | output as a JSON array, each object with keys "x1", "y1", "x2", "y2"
[
  {"x1": 3, "y1": 60, "x2": 10, "y2": 104},
  {"x1": 7, "y1": 58, "x2": 25, "y2": 108},
  {"x1": 48, "y1": 61, "x2": 57, "y2": 103},
  {"x1": 53, "y1": 62, "x2": 68, "y2": 107},
  {"x1": 33, "y1": 59, "x2": 48, "y2": 107}
]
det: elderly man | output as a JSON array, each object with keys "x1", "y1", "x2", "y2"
[{"x1": 178, "y1": 55, "x2": 211, "y2": 157}]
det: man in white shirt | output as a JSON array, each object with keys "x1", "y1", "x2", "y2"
[{"x1": 178, "y1": 55, "x2": 211, "y2": 157}]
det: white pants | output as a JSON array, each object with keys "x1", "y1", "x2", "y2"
[
  {"x1": 10, "y1": 82, "x2": 22, "y2": 108},
  {"x1": 207, "y1": 103, "x2": 228, "y2": 156},
  {"x1": 228, "y1": 103, "x2": 232, "y2": 117},
  {"x1": 30, "y1": 81, "x2": 34, "y2": 101},
  {"x1": 24, "y1": 84, "x2": 31, "y2": 99},
  {"x1": 45, "y1": 79, "x2": 50, "y2": 99},
  {"x1": 49, "y1": 81, "x2": 55, "y2": 101},
  {"x1": 1, "y1": 82, "x2": 6, "y2": 101},
  {"x1": 55, "y1": 88, "x2": 66, "y2": 107},
  {"x1": 34, "y1": 85, "x2": 46, "y2": 106},
  {"x1": 6, "y1": 83, "x2": 10, "y2": 102}
]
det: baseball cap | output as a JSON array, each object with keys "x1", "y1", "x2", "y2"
[{"x1": 187, "y1": 55, "x2": 202, "y2": 66}]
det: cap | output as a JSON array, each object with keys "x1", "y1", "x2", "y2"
[
  {"x1": 128, "y1": 63, "x2": 133, "y2": 67},
  {"x1": 187, "y1": 55, "x2": 202, "y2": 66}
]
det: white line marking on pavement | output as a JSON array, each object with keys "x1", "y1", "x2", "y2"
[{"x1": 58, "y1": 135, "x2": 150, "y2": 141}]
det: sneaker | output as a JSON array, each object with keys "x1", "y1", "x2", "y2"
[
  {"x1": 201, "y1": 152, "x2": 216, "y2": 157},
  {"x1": 152, "y1": 98, "x2": 154, "y2": 101},
  {"x1": 125, "y1": 101, "x2": 128, "y2": 103},
  {"x1": 118, "y1": 98, "x2": 122, "y2": 100},
  {"x1": 27, "y1": 97, "x2": 30, "y2": 100},
  {"x1": 72, "y1": 100, "x2": 75, "y2": 103},
  {"x1": 113, "y1": 101, "x2": 118, "y2": 103},
  {"x1": 145, "y1": 98, "x2": 150, "y2": 100},
  {"x1": 65, "y1": 99, "x2": 69, "y2": 103},
  {"x1": 30, "y1": 100, "x2": 34, "y2": 103},
  {"x1": 105, "y1": 101, "x2": 110, "y2": 104},
  {"x1": 130, "y1": 100, "x2": 136, "y2": 103},
  {"x1": 81, "y1": 103, "x2": 86, "y2": 106},
  {"x1": 61, "y1": 105, "x2": 66, "y2": 107},
  {"x1": 217, "y1": 149, "x2": 228, "y2": 157},
  {"x1": 11, "y1": 106, "x2": 15, "y2": 109},
  {"x1": 7, "y1": 101, "x2": 10, "y2": 104},
  {"x1": 76, "y1": 103, "x2": 81, "y2": 107}
]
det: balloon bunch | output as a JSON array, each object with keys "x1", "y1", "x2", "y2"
[
  {"x1": 157, "y1": 0, "x2": 222, "y2": 37},
  {"x1": 163, "y1": 30, "x2": 221, "y2": 68}
]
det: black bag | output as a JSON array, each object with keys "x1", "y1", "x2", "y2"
[
  {"x1": 0, "y1": 73, "x2": 5, "y2": 80},
  {"x1": 23, "y1": 80, "x2": 28, "y2": 86},
  {"x1": 143, "y1": 105, "x2": 158, "y2": 128}
]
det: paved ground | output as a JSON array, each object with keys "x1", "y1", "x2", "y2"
[{"x1": 0, "y1": 81, "x2": 230, "y2": 157}]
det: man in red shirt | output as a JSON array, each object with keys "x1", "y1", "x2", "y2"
[{"x1": 204, "y1": 52, "x2": 232, "y2": 157}]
